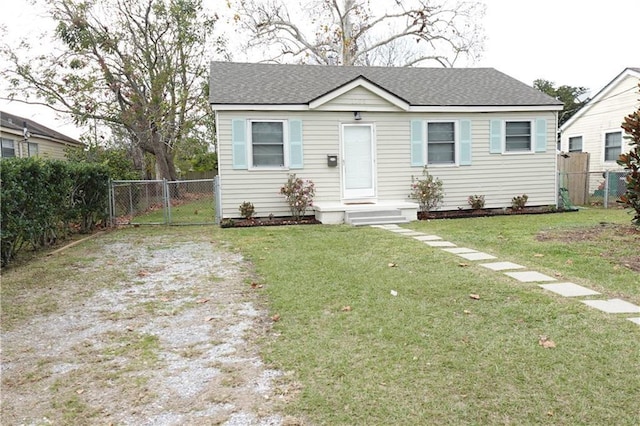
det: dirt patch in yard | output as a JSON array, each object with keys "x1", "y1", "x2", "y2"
[
  {"x1": 0, "y1": 233, "x2": 302, "y2": 425},
  {"x1": 536, "y1": 222, "x2": 640, "y2": 272}
]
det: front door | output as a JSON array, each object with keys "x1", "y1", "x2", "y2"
[{"x1": 342, "y1": 124, "x2": 375, "y2": 199}]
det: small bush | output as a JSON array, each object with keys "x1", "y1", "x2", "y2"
[
  {"x1": 467, "y1": 195, "x2": 485, "y2": 210},
  {"x1": 239, "y1": 201, "x2": 255, "y2": 219},
  {"x1": 409, "y1": 167, "x2": 444, "y2": 212},
  {"x1": 280, "y1": 174, "x2": 315, "y2": 220},
  {"x1": 511, "y1": 194, "x2": 529, "y2": 211}
]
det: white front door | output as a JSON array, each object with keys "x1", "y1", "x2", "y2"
[{"x1": 342, "y1": 124, "x2": 375, "y2": 199}]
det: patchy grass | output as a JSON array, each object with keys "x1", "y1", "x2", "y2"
[
  {"x1": 410, "y1": 207, "x2": 639, "y2": 303},
  {"x1": 224, "y1": 211, "x2": 640, "y2": 425}
]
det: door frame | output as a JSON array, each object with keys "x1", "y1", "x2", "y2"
[{"x1": 340, "y1": 122, "x2": 377, "y2": 200}]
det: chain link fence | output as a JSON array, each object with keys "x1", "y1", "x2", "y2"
[
  {"x1": 558, "y1": 170, "x2": 629, "y2": 208},
  {"x1": 110, "y1": 178, "x2": 218, "y2": 225}
]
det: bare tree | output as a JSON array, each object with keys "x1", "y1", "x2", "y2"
[
  {"x1": 1, "y1": 0, "x2": 225, "y2": 181},
  {"x1": 231, "y1": 0, "x2": 485, "y2": 66}
]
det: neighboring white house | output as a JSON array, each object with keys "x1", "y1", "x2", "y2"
[
  {"x1": 0, "y1": 110, "x2": 83, "y2": 160},
  {"x1": 209, "y1": 61, "x2": 563, "y2": 224},
  {"x1": 559, "y1": 67, "x2": 640, "y2": 190}
]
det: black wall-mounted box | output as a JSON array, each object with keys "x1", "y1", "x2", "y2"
[{"x1": 327, "y1": 154, "x2": 338, "y2": 167}]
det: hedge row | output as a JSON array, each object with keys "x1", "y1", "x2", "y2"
[{"x1": 1, "y1": 158, "x2": 110, "y2": 267}]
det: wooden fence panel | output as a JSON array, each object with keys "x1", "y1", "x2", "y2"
[{"x1": 558, "y1": 152, "x2": 590, "y2": 205}]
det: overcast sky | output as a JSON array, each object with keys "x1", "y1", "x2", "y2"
[{"x1": 1, "y1": 0, "x2": 638, "y2": 140}]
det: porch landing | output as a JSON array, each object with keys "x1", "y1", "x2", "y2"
[{"x1": 313, "y1": 201, "x2": 419, "y2": 225}]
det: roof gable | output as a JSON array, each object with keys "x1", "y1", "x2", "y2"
[
  {"x1": 560, "y1": 67, "x2": 640, "y2": 131},
  {"x1": 209, "y1": 61, "x2": 563, "y2": 110},
  {"x1": 309, "y1": 76, "x2": 409, "y2": 111}
]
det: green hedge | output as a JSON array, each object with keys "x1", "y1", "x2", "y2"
[{"x1": 0, "y1": 158, "x2": 110, "y2": 267}]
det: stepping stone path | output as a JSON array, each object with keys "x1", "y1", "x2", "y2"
[{"x1": 373, "y1": 224, "x2": 640, "y2": 327}]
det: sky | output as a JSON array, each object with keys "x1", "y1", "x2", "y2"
[{"x1": 1, "y1": 0, "x2": 638, "y2": 140}]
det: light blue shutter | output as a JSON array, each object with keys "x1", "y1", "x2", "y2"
[
  {"x1": 232, "y1": 119, "x2": 247, "y2": 169},
  {"x1": 410, "y1": 120, "x2": 424, "y2": 166},
  {"x1": 535, "y1": 118, "x2": 547, "y2": 153},
  {"x1": 289, "y1": 119, "x2": 303, "y2": 169},
  {"x1": 459, "y1": 120, "x2": 472, "y2": 165},
  {"x1": 490, "y1": 119, "x2": 502, "y2": 154}
]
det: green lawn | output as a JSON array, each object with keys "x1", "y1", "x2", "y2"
[{"x1": 224, "y1": 208, "x2": 640, "y2": 425}]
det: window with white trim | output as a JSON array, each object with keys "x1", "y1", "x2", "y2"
[
  {"x1": 249, "y1": 120, "x2": 286, "y2": 168},
  {"x1": 568, "y1": 136, "x2": 583, "y2": 152},
  {"x1": 427, "y1": 121, "x2": 456, "y2": 165},
  {"x1": 604, "y1": 131, "x2": 622, "y2": 162},
  {"x1": 505, "y1": 121, "x2": 532, "y2": 152},
  {"x1": 1, "y1": 138, "x2": 15, "y2": 158},
  {"x1": 27, "y1": 142, "x2": 39, "y2": 157}
]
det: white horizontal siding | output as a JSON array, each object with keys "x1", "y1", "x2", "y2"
[
  {"x1": 217, "y1": 110, "x2": 558, "y2": 219},
  {"x1": 561, "y1": 73, "x2": 639, "y2": 172},
  {"x1": 313, "y1": 86, "x2": 403, "y2": 112}
]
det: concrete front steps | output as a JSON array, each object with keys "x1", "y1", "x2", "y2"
[
  {"x1": 345, "y1": 209, "x2": 409, "y2": 226},
  {"x1": 313, "y1": 201, "x2": 418, "y2": 225}
]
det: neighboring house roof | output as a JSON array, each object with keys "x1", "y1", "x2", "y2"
[
  {"x1": 560, "y1": 67, "x2": 640, "y2": 132},
  {"x1": 209, "y1": 61, "x2": 562, "y2": 109},
  {"x1": 0, "y1": 110, "x2": 83, "y2": 146}
]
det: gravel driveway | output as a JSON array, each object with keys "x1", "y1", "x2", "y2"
[{"x1": 1, "y1": 232, "x2": 300, "y2": 425}]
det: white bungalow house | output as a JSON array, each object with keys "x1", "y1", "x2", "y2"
[
  {"x1": 1, "y1": 110, "x2": 83, "y2": 160},
  {"x1": 559, "y1": 67, "x2": 640, "y2": 193},
  {"x1": 209, "y1": 61, "x2": 563, "y2": 224}
]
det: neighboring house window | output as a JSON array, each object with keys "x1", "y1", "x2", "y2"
[
  {"x1": 505, "y1": 121, "x2": 532, "y2": 152},
  {"x1": 427, "y1": 121, "x2": 456, "y2": 165},
  {"x1": 568, "y1": 136, "x2": 583, "y2": 152},
  {"x1": 250, "y1": 120, "x2": 286, "y2": 167},
  {"x1": 604, "y1": 131, "x2": 622, "y2": 162},
  {"x1": 1, "y1": 138, "x2": 15, "y2": 158},
  {"x1": 27, "y1": 142, "x2": 39, "y2": 157}
]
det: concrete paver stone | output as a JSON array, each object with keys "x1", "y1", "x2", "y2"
[
  {"x1": 423, "y1": 241, "x2": 457, "y2": 247},
  {"x1": 504, "y1": 271, "x2": 557, "y2": 282},
  {"x1": 455, "y1": 252, "x2": 497, "y2": 261},
  {"x1": 581, "y1": 299, "x2": 640, "y2": 314},
  {"x1": 627, "y1": 318, "x2": 640, "y2": 326},
  {"x1": 539, "y1": 283, "x2": 601, "y2": 297},
  {"x1": 441, "y1": 247, "x2": 477, "y2": 254},
  {"x1": 413, "y1": 235, "x2": 443, "y2": 241},
  {"x1": 480, "y1": 261, "x2": 525, "y2": 271}
]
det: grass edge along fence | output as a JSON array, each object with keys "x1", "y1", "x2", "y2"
[{"x1": 109, "y1": 177, "x2": 219, "y2": 226}]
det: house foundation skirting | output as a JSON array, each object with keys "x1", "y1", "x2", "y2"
[{"x1": 313, "y1": 201, "x2": 419, "y2": 225}]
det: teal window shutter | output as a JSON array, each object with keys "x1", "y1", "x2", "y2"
[
  {"x1": 535, "y1": 118, "x2": 547, "y2": 153},
  {"x1": 232, "y1": 119, "x2": 247, "y2": 169},
  {"x1": 410, "y1": 120, "x2": 425, "y2": 166},
  {"x1": 490, "y1": 120, "x2": 502, "y2": 154},
  {"x1": 289, "y1": 119, "x2": 303, "y2": 169},
  {"x1": 459, "y1": 120, "x2": 472, "y2": 165}
]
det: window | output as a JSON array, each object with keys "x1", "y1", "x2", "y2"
[
  {"x1": 1, "y1": 138, "x2": 15, "y2": 158},
  {"x1": 505, "y1": 121, "x2": 532, "y2": 152},
  {"x1": 427, "y1": 121, "x2": 456, "y2": 165},
  {"x1": 568, "y1": 136, "x2": 583, "y2": 152},
  {"x1": 604, "y1": 131, "x2": 622, "y2": 162},
  {"x1": 27, "y1": 142, "x2": 39, "y2": 157},
  {"x1": 250, "y1": 120, "x2": 285, "y2": 167}
]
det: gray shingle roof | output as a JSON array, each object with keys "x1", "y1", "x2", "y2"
[
  {"x1": 209, "y1": 61, "x2": 562, "y2": 107},
  {"x1": 1, "y1": 111, "x2": 82, "y2": 145}
]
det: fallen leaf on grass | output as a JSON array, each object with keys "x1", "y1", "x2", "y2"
[
  {"x1": 341, "y1": 306, "x2": 352, "y2": 312},
  {"x1": 271, "y1": 314, "x2": 281, "y2": 322},
  {"x1": 390, "y1": 290, "x2": 398, "y2": 296},
  {"x1": 137, "y1": 270, "x2": 150, "y2": 277},
  {"x1": 458, "y1": 263, "x2": 469, "y2": 267},
  {"x1": 469, "y1": 294, "x2": 480, "y2": 300},
  {"x1": 565, "y1": 259, "x2": 573, "y2": 265},
  {"x1": 533, "y1": 253, "x2": 544, "y2": 258},
  {"x1": 463, "y1": 309, "x2": 471, "y2": 314},
  {"x1": 205, "y1": 316, "x2": 215, "y2": 322},
  {"x1": 196, "y1": 298, "x2": 209, "y2": 304},
  {"x1": 388, "y1": 262, "x2": 398, "y2": 268},
  {"x1": 76, "y1": 389, "x2": 85, "y2": 395},
  {"x1": 538, "y1": 335, "x2": 556, "y2": 348},
  {"x1": 250, "y1": 282, "x2": 264, "y2": 288}
]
